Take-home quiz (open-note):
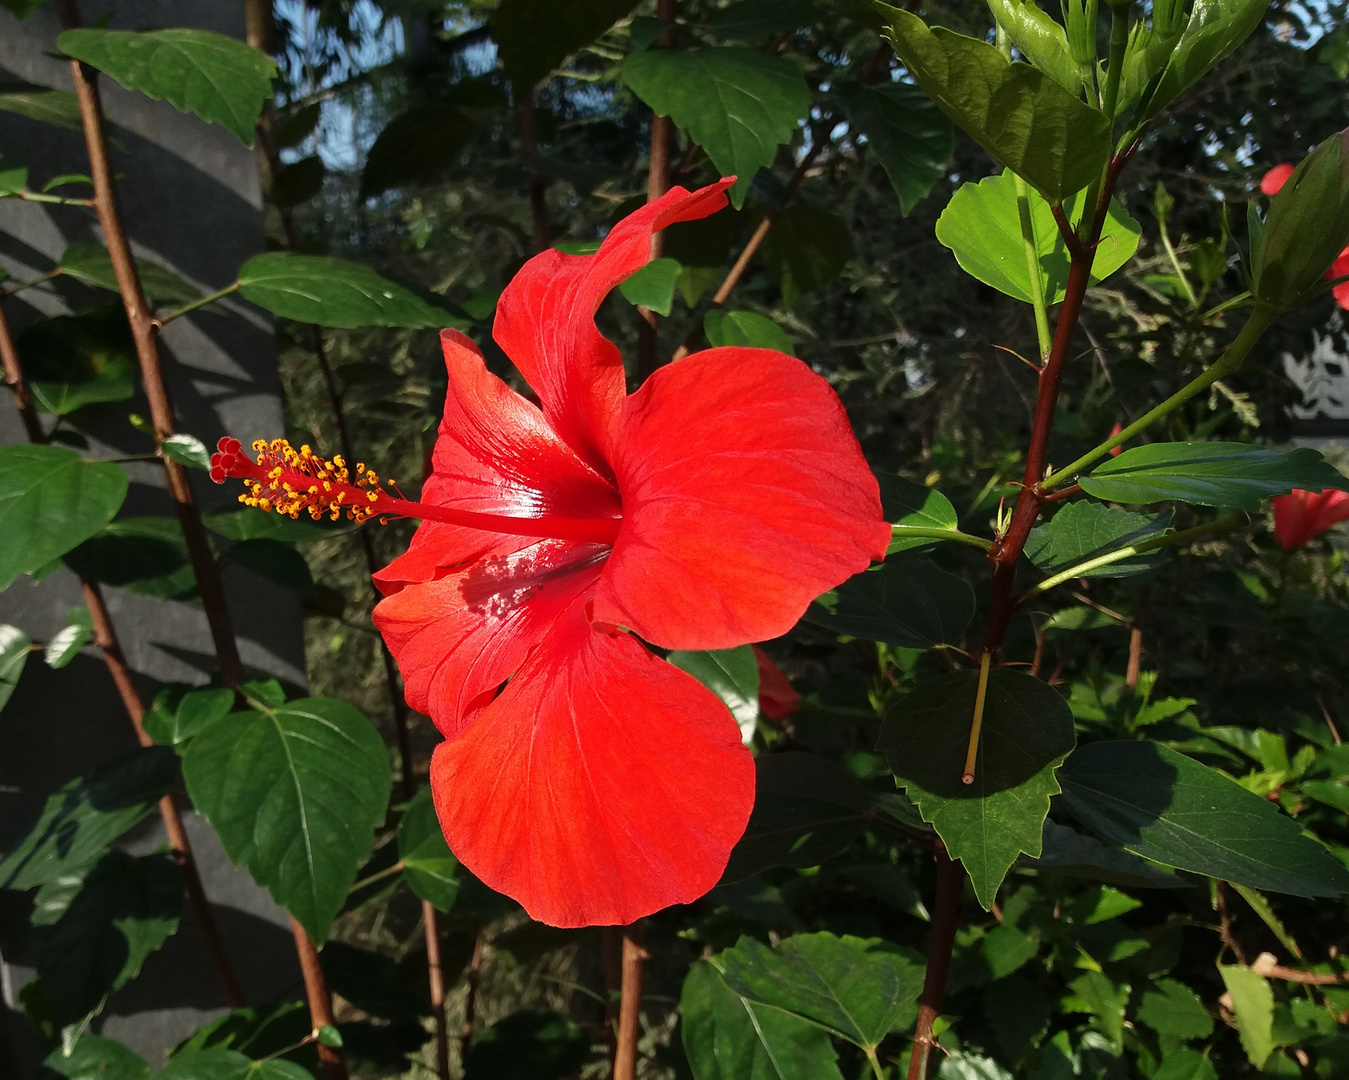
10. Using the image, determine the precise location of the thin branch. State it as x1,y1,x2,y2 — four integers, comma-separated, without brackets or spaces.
460,927,486,1061
1,301,44,442
613,923,648,1080
634,0,676,383
290,915,348,1080
516,93,549,254
907,844,963,1080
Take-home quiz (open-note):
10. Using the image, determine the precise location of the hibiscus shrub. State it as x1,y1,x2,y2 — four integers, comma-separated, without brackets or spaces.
5,1,1349,1079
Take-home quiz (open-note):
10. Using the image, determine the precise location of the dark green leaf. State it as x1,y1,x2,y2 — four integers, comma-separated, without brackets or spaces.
494,0,639,88
397,784,459,911
60,243,203,306
833,81,953,215
237,253,461,329
35,851,180,1024
0,88,82,130
1136,979,1214,1041
274,102,321,148
1152,1050,1218,1080
935,173,1141,304
878,669,1077,907
142,685,236,748
271,156,325,208
718,932,925,1048
1079,443,1348,511
44,606,93,669
622,48,811,209
0,445,127,590
1,624,33,714
1,0,49,20
161,434,211,471
17,306,136,415
462,1009,589,1080
721,753,871,882
56,28,277,145
227,538,315,593
321,941,430,1022
359,106,474,199
1059,740,1349,897
669,646,759,742
182,698,391,942
39,1036,150,1080
1027,820,1182,889
877,475,963,554
760,206,853,304
808,558,975,649
1025,503,1172,580
156,1049,313,1080
876,5,1112,201
707,0,820,42
703,309,794,354
63,517,196,600
617,257,681,315
1219,965,1274,1068
202,507,347,543
681,958,845,1080
170,1001,310,1059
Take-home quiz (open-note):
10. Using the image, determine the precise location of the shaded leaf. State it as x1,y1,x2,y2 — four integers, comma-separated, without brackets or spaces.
60,243,202,307
156,1049,313,1080
808,558,975,649
1028,820,1183,889
760,206,852,304
1,624,33,714
0,88,82,130
359,106,474,200
39,1036,150,1080
227,538,315,593
17,306,136,415
617,257,681,316
833,81,953,215
271,156,325,208
494,0,639,88
704,309,794,355
141,685,236,748
63,517,196,600
707,0,820,42
202,507,347,543
1025,502,1172,580
877,475,964,554
461,1009,589,1080
669,646,759,743
397,784,459,912
274,102,321,148
44,607,93,669
321,941,430,1022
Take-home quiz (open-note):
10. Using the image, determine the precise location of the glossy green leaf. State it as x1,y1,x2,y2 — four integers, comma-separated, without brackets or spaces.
1136,979,1214,1041
876,5,1111,201
227,538,315,594
936,172,1142,304
271,156,325,208
1059,741,1349,897
60,243,203,307
359,106,474,199
1025,503,1172,580
718,932,925,1048
1028,820,1182,889
161,434,210,471
56,28,277,145
397,784,459,912
721,752,871,882
0,624,32,714
182,697,391,942
0,88,82,130
17,306,136,415
703,309,795,355
1080,443,1349,511
238,253,460,329
760,206,852,304
461,1009,589,1080
156,1049,313,1080
40,1036,151,1080
1137,0,1271,123
494,0,639,88
879,669,1077,908
141,685,236,748
681,958,846,1080
1219,965,1274,1068
35,851,181,1024
878,474,965,554
808,558,975,649
669,646,759,742
0,444,128,591
44,606,92,670
622,48,811,208
986,0,1080,93
63,517,196,600
833,81,954,215
617,257,681,315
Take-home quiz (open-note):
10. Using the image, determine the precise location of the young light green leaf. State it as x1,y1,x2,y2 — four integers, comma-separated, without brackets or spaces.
359,105,474,200
161,434,210,471
808,558,975,649
0,444,128,591
622,48,811,209
1025,503,1172,580
0,624,32,714
60,243,203,306
760,206,853,304
1219,965,1275,1068
669,646,759,743
985,0,1080,94
56,28,277,146
397,784,460,912
704,309,795,355
44,606,93,669
182,697,391,943
833,81,954,215
617,257,682,316
0,88,82,130
1136,979,1214,1041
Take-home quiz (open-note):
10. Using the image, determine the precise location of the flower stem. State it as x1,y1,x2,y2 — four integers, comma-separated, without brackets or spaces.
892,525,993,552
613,923,647,1080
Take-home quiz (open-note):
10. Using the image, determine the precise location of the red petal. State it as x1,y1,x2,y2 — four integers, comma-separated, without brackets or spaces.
492,180,734,473
753,645,801,721
1273,488,1349,550
373,540,605,737
375,329,619,593
429,599,754,927
592,347,890,649
1328,246,1349,309
1261,162,1295,196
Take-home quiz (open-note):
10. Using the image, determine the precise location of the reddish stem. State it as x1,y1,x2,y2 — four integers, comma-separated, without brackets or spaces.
613,923,647,1080
290,915,349,1080
906,845,962,1080
0,303,43,442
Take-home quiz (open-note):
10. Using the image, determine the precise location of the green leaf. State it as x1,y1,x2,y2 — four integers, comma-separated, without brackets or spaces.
1028,820,1182,889
44,607,93,669
34,851,181,1025
397,784,459,912
1152,1049,1218,1080
617,257,682,315
40,1036,151,1080
703,309,795,355
622,48,811,209
1219,965,1274,1068
274,102,321,148
0,166,27,196
721,752,871,882
878,669,1077,908
0,444,128,592
316,1025,343,1048
1064,970,1129,1052
681,958,845,1080
237,253,460,329
56,28,277,146
202,507,347,543
1136,979,1214,1041
1,0,49,20
0,88,82,130
1025,503,1172,580
1231,882,1302,958
669,646,759,742
718,932,925,1048
986,0,1081,94
707,0,821,42
760,205,852,304
227,538,315,593
493,0,639,88
935,172,1141,304
1079,442,1348,511
1059,741,1349,897
936,1051,1015,1079
1137,0,1271,123
182,698,391,942
461,1009,589,1080
60,243,203,307
876,5,1112,201
156,1049,313,1080
271,156,325,208
0,624,33,714
833,81,953,215
359,106,474,200
63,517,196,600
18,306,136,415
878,474,965,554
161,434,211,471
0,747,178,890
141,685,236,748
322,942,431,1022
808,558,975,649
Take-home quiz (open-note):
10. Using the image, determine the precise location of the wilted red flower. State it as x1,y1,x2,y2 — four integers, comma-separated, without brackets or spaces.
753,645,801,721
213,180,889,926
1261,161,1349,308
1272,488,1349,550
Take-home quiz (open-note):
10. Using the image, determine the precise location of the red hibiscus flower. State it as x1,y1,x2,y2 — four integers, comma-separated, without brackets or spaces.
1261,162,1349,307
1272,488,1349,550
753,645,802,721
210,179,889,927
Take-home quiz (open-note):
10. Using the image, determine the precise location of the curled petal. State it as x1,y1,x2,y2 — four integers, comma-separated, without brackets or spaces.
593,347,891,649
493,180,734,473
429,599,755,927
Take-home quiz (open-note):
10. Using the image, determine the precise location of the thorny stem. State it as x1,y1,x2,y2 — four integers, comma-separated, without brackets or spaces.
613,923,648,1080
635,0,676,384
907,844,963,1080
